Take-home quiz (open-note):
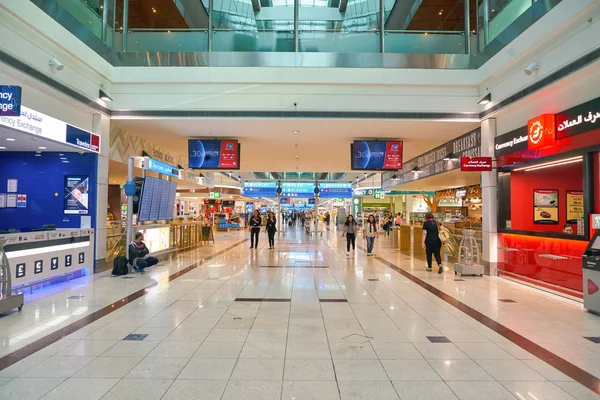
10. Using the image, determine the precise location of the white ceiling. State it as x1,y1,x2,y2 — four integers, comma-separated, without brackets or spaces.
112,119,479,173
389,169,481,191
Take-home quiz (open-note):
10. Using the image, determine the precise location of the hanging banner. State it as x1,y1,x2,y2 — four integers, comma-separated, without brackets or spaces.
533,189,558,225
566,190,584,223
352,197,362,218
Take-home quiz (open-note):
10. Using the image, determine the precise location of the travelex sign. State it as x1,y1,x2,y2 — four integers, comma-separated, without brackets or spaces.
143,157,180,178
0,85,21,116
0,105,100,153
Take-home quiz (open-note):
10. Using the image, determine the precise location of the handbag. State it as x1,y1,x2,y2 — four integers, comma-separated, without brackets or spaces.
437,222,449,244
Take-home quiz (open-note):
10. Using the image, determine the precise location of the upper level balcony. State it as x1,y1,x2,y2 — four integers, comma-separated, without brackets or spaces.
29,0,562,68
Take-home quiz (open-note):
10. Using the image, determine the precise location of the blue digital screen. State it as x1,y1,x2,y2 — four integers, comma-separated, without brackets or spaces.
188,140,240,170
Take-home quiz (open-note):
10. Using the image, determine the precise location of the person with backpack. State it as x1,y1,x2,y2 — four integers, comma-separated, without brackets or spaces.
129,232,158,273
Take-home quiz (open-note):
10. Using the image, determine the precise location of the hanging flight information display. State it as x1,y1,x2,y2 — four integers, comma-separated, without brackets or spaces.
138,177,178,222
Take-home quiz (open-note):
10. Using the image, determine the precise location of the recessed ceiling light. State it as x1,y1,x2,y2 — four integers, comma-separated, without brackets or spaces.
293,130,299,134
295,156,299,159
38,146,47,150
0,146,5,150
6,138,15,141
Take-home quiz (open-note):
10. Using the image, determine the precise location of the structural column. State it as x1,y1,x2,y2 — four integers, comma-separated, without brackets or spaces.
481,118,497,276
93,114,111,271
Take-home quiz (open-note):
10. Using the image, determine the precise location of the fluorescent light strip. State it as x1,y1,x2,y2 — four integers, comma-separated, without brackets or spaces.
523,158,582,172
6,241,90,258
513,156,582,172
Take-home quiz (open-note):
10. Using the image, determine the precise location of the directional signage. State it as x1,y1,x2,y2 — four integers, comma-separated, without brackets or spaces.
143,157,180,178
319,183,352,199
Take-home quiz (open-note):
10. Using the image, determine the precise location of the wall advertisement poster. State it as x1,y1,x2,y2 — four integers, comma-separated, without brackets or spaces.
64,175,90,215
533,189,558,225
566,190,584,223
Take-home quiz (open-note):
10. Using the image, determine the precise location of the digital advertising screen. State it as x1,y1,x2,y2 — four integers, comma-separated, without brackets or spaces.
351,140,403,170
64,175,90,215
189,140,240,170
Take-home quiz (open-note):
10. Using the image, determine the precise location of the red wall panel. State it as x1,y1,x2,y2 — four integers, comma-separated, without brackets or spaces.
498,233,586,296
510,162,583,232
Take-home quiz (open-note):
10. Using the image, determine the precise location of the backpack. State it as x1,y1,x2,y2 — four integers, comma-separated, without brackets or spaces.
112,256,129,276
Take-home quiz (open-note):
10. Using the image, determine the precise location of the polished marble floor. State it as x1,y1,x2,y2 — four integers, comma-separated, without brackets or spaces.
0,225,599,399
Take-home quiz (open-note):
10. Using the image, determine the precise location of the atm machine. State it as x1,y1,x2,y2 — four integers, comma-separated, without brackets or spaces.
583,232,600,314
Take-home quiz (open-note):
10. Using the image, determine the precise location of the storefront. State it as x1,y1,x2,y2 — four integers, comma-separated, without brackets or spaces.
0,87,99,290
495,96,600,298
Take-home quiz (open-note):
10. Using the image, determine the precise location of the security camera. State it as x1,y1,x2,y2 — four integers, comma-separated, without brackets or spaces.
524,61,539,76
49,58,64,71
293,102,297,107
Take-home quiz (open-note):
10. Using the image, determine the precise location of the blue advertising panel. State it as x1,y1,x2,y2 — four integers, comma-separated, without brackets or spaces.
0,85,22,116
352,140,403,170
319,183,353,198
189,140,240,170
64,175,90,215
243,182,277,198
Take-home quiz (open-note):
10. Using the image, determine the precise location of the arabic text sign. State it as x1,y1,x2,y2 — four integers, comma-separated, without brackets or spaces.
0,85,21,116
144,157,180,178
0,105,100,153
460,156,493,172
556,96,600,139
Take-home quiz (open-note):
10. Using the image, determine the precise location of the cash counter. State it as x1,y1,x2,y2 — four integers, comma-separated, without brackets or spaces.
0,229,94,290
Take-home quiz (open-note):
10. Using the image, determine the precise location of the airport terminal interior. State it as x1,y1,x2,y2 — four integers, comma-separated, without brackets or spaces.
1,0,600,398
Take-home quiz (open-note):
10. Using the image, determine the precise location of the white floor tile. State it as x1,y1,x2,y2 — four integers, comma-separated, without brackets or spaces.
500,381,576,399
283,380,340,400
101,341,159,357
284,359,335,380
447,381,518,400
329,342,378,359
125,357,188,379
230,358,285,380
428,359,494,381
0,377,64,400
371,342,423,360
20,356,95,378
222,380,282,400
476,359,547,381
101,378,173,400
333,360,388,381
178,358,236,379
381,359,441,381
73,356,142,379
392,381,459,400
240,341,286,359
40,377,118,400
193,341,244,358
161,379,227,400
146,340,201,358
57,340,118,357
338,380,400,400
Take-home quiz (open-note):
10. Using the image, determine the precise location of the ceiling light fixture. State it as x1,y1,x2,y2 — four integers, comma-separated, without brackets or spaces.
443,152,458,161
513,156,582,172
293,130,299,134
38,146,47,150
99,89,113,102
478,93,492,105
0,146,5,150
295,156,299,159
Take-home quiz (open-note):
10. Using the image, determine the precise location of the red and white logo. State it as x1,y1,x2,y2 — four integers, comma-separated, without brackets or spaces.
527,114,556,150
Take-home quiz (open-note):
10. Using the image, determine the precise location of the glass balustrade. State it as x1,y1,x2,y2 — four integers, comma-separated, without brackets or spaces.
29,0,562,68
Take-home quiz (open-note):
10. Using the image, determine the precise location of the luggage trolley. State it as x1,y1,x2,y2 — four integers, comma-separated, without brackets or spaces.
0,239,24,313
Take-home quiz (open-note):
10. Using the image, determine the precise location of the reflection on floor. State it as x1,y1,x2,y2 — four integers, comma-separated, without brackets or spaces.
0,226,599,399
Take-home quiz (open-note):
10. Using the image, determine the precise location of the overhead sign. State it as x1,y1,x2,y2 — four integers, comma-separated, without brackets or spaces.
143,157,180,178
281,182,315,198
352,196,362,218
319,183,352,199
460,156,493,171
243,182,277,197
382,128,481,189
527,114,557,150
556,97,600,139
0,105,100,153
494,127,528,157
0,85,22,116
209,191,221,199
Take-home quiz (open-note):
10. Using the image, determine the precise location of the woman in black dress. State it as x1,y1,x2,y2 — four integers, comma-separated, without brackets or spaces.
421,212,443,274
266,212,277,250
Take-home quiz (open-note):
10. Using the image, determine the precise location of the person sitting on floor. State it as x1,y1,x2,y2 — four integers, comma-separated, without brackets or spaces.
128,232,158,273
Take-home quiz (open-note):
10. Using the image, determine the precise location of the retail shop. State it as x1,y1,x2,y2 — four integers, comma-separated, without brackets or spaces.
495,96,600,298
0,85,98,291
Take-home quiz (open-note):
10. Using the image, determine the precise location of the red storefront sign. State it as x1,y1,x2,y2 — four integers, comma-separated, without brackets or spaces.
460,156,493,171
527,114,557,150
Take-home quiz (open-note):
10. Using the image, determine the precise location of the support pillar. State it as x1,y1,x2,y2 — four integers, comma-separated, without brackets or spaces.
122,0,129,51
481,118,497,276
93,114,110,271
379,0,385,53
293,0,299,52
464,0,471,54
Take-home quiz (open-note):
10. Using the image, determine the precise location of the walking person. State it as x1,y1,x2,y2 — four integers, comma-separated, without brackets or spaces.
421,212,443,274
342,215,358,258
364,214,378,256
266,212,277,250
249,210,262,249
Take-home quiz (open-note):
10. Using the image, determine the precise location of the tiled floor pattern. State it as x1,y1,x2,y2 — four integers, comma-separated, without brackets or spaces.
0,227,599,399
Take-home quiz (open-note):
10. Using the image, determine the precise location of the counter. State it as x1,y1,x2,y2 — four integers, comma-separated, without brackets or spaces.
399,224,425,255
0,229,95,289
